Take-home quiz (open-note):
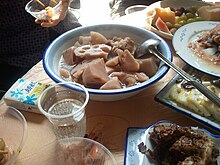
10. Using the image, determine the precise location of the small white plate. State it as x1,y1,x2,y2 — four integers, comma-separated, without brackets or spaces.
173,21,220,77
148,0,213,39
124,120,220,165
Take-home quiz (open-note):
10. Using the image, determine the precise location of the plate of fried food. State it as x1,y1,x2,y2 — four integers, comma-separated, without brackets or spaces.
173,21,220,77
148,0,218,39
124,120,220,165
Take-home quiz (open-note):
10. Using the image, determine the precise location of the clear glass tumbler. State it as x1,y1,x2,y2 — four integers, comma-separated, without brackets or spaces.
38,82,89,139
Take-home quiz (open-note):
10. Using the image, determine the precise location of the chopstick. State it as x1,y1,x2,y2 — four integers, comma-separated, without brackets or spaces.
36,0,45,7
51,0,58,4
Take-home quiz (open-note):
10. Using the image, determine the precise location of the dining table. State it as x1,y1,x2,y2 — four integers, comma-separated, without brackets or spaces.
1,35,218,164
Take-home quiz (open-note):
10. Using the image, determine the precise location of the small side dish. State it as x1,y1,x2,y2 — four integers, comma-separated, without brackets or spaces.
138,122,219,165
59,31,160,90
155,66,220,131
168,69,220,123
148,0,217,39
172,21,220,77
25,0,61,20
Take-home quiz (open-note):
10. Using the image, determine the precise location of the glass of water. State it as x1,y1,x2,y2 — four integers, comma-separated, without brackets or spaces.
38,82,89,139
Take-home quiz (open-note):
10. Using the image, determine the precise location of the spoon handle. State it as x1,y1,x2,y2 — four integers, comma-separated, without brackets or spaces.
150,46,220,108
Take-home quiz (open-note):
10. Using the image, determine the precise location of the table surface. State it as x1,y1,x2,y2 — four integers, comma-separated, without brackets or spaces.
2,36,219,164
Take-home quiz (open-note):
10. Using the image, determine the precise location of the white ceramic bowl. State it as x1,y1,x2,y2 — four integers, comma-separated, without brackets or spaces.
43,24,172,101
0,105,27,165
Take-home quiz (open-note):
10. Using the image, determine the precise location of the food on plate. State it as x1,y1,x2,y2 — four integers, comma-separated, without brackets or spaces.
152,6,204,35
188,23,220,65
168,69,220,123
138,123,219,165
59,31,160,89
0,138,9,165
198,6,220,21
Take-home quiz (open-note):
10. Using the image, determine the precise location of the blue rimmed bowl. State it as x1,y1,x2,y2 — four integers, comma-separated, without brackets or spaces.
43,24,172,101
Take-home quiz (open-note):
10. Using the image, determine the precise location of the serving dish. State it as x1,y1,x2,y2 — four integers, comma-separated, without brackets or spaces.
173,21,220,77
155,65,220,132
148,0,213,39
124,120,220,165
43,24,172,101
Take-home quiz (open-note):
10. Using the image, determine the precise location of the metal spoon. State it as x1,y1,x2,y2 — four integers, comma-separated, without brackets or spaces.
135,38,220,107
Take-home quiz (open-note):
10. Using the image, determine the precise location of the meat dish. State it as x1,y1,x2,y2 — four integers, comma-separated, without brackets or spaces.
188,23,220,65
59,31,160,89
138,123,219,165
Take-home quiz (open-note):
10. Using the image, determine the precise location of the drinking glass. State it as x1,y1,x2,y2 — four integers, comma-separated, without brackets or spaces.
38,82,89,139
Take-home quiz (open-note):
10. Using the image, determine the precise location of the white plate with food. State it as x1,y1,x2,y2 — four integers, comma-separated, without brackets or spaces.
148,0,214,39
124,120,220,165
173,21,220,77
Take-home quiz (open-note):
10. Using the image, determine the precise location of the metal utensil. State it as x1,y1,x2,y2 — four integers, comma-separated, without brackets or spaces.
135,38,220,107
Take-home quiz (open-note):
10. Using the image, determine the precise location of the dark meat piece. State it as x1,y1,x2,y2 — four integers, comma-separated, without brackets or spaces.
210,24,220,44
210,24,220,52
197,24,220,53
107,36,136,54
